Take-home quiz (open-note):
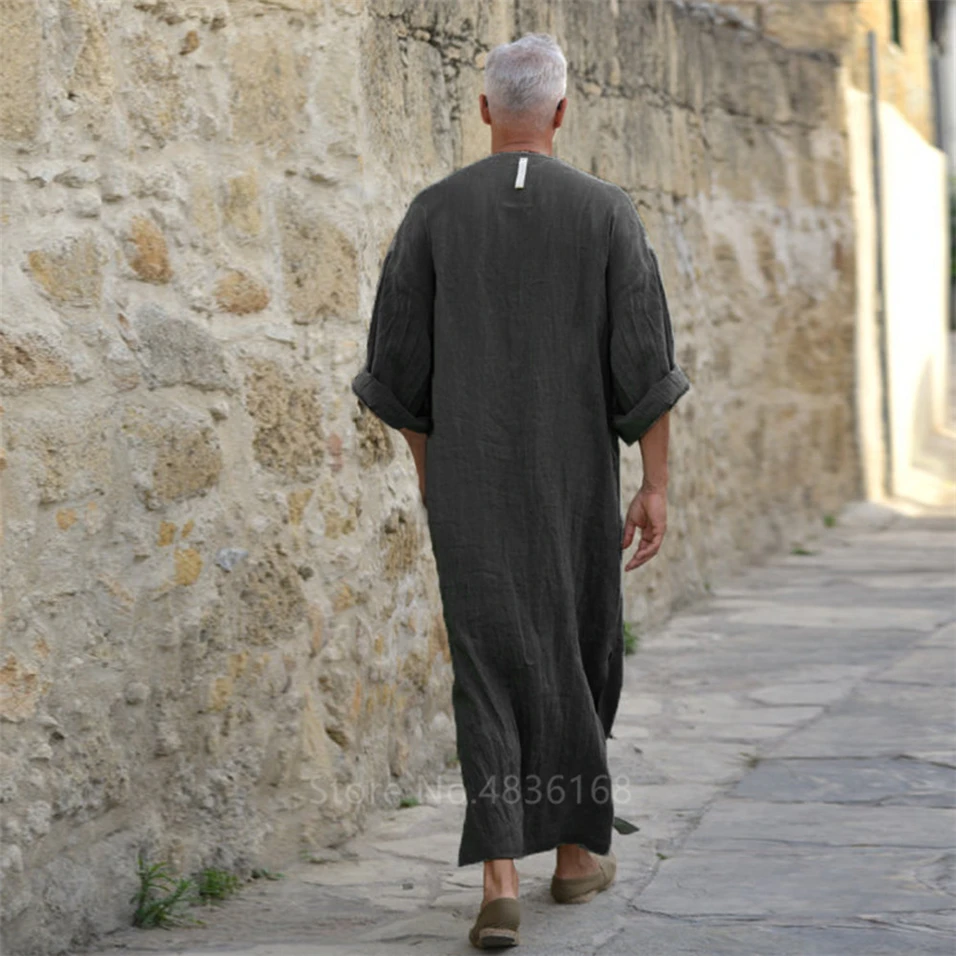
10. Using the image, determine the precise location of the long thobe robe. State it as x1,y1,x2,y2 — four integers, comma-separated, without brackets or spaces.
351,150,691,867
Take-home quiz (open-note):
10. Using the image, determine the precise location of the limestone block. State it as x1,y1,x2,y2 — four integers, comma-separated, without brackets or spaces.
242,356,325,479
223,170,263,237
359,19,454,187
0,655,48,723
381,508,422,580
781,303,855,396
122,215,172,284
104,338,142,392
276,191,358,324
173,547,203,585
0,0,42,143
122,31,197,146
214,270,270,314
316,479,359,539
455,64,488,168
585,1,657,95
127,303,234,390
186,162,221,243
786,54,840,130
757,0,856,54
669,6,707,111
121,403,223,508
228,24,308,157
231,0,324,15
5,408,112,505
353,402,394,468
229,547,309,646
0,330,74,394
25,233,105,308
59,0,117,134
735,41,792,125
428,612,451,665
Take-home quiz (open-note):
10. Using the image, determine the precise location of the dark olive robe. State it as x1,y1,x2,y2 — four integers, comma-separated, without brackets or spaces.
352,150,690,866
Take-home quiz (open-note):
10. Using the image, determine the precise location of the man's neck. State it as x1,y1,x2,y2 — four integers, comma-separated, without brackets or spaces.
490,135,554,156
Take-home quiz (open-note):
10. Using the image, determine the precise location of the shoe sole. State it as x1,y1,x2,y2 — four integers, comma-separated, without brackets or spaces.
475,927,519,948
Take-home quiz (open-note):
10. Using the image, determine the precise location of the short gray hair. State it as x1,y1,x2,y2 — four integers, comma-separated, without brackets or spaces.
483,33,567,130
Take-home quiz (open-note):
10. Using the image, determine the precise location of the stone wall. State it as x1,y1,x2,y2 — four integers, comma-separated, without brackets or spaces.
0,1,860,951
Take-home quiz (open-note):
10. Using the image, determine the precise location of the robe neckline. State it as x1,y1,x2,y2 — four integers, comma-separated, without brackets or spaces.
483,149,558,160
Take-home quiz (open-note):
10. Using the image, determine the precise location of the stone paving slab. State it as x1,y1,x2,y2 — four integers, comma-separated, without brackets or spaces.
872,646,956,685
598,913,956,956
634,845,953,916
726,604,946,631
703,800,955,852
732,756,956,807
766,680,955,761
80,502,956,956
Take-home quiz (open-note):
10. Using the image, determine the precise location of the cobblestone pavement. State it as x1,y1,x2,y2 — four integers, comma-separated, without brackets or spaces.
83,501,955,956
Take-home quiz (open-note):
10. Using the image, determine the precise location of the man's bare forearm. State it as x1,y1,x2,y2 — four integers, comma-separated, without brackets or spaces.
400,428,427,468
400,428,428,501
638,412,669,491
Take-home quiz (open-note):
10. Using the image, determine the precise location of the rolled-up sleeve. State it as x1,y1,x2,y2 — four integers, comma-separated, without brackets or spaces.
606,191,691,446
351,198,434,434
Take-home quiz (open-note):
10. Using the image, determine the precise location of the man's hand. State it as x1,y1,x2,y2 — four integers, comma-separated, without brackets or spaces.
624,411,670,571
621,484,667,571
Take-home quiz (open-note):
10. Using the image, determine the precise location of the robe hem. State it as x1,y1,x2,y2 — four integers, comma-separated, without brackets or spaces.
351,368,432,434
612,366,691,446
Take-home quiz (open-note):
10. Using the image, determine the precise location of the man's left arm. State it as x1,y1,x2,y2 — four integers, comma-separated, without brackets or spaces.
351,197,434,505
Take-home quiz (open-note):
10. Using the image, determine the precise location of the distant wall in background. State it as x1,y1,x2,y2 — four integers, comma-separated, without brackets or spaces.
846,88,952,505
848,0,935,140
713,0,936,140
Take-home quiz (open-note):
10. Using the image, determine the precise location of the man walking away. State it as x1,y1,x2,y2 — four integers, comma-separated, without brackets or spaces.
351,32,691,949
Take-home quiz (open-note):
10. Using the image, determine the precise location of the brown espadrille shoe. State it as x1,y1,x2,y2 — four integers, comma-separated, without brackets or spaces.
550,851,616,904
468,896,521,949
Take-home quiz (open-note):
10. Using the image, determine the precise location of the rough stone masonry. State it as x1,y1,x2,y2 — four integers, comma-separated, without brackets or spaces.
0,1,860,952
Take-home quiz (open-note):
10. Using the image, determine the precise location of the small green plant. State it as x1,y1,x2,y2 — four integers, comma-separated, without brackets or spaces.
250,867,283,880
742,752,761,768
790,546,816,556
398,795,420,808
703,580,712,593
623,621,639,656
823,513,837,528
131,853,201,928
196,867,241,902
656,851,669,860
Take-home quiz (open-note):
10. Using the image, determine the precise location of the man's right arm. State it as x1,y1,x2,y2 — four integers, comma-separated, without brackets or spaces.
621,411,669,572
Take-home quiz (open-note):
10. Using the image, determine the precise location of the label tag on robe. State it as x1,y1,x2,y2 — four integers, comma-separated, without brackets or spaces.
514,156,528,189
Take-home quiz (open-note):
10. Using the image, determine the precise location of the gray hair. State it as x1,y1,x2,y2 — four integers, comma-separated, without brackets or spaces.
483,33,567,130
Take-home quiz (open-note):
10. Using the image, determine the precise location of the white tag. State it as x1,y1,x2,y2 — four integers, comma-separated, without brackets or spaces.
514,156,528,189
